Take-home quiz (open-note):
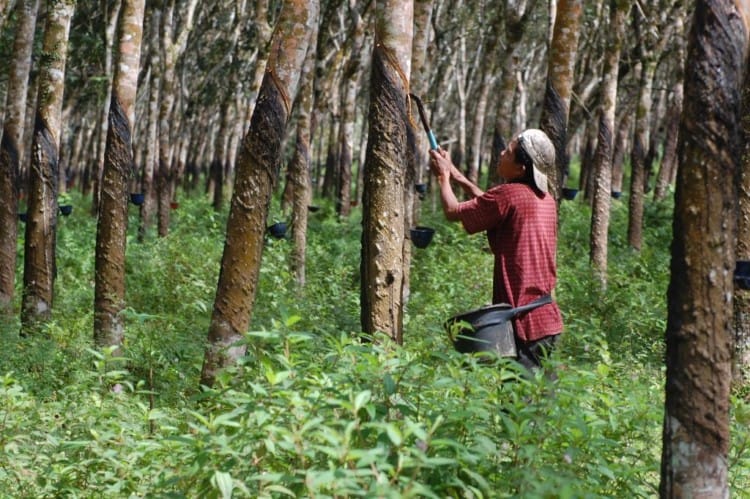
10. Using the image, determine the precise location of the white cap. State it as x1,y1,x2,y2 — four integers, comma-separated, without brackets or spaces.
517,129,555,194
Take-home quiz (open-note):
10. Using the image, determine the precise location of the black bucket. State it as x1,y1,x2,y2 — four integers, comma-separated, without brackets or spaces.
735,260,750,289
561,187,578,201
410,226,435,249
130,193,145,205
445,303,518,357
268,222,287,239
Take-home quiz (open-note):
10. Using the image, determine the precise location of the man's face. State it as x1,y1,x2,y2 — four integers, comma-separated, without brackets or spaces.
498,139,525,181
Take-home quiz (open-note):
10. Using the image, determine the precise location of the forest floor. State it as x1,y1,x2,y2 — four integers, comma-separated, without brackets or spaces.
1,189,749,497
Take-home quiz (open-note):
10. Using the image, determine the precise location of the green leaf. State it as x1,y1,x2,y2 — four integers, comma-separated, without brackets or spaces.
212,470,233,499
383,373,396,395
285,315,302,327
385,423,402,446
264,484,296,496
353,390,372,412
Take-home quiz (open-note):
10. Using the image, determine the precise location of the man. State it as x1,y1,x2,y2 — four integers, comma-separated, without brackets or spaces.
429,129,563,370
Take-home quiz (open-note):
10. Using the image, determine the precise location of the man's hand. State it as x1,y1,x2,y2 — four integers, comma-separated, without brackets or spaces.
429,148,453,180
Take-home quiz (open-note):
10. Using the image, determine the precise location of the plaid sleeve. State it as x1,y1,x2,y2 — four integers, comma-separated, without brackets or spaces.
456,187,507,234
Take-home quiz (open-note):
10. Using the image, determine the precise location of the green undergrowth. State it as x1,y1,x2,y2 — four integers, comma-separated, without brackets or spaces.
1,189,749,497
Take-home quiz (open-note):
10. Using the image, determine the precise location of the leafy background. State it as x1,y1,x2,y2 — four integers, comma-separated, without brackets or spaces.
1,188,749,498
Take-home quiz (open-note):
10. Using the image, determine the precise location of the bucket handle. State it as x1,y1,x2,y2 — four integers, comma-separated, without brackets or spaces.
472,295,552,329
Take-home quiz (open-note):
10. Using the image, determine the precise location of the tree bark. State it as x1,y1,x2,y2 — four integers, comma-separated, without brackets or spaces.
628,58,656,251
200,0,318,387
289,26,318,288
408,0,433,188
654,35,685,202
360,0,413,343
467,67,492,186
402,0,434,308
628,0,680,250
737,65,750,386
0,0,12,28
660,1,750,496
539,0,583,202
138,9,162,243
91,0,122,217
0,0,39,313
156,0,199,237
487,0,534,188
589,0,628,289
246,0,273,117
611,106,632,196
211,94,233,212
94,0,145,353
335,0,366,219
21,0,75,330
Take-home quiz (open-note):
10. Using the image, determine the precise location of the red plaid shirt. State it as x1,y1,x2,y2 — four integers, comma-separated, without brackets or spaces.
455,183,563,342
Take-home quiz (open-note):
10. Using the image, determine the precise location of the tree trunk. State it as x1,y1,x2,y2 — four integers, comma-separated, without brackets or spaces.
321,103,340,199
246,0,273,116
611,107,631,196
360,0,413,344
91,0,122,217
80,118,97,196
660,1,750,496
211,94,233,212
736,65,750,386
589,0,628,289
409,0,433,187
488,1,533,188
0,0,39,313
335,0,366,219
289,28,318,288
654,38,685,202
467,68,492,186
21,0,74,330
539,0,583,202
139,15,161,243
94,0,145,353
0,0,12,28
453,37,467,175
628,58,656,251
157,0,199,237
200,0,318,387
579,121,598,201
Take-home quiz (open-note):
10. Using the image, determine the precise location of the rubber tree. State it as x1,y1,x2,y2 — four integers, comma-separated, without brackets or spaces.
21,0,75,330
156,0,199,237
652,12,688,203
487,0,536,188
653,47,684,202
288,20,319,288
138,9,161,242
660,2,750,495
589,0,629,289
627,0,683,251
737,66,750,386
402,0,434,307
408,0,433,189
539,0,582,203
205,0,248,212
200,0,319,387
89,0,121,216
360,0,413,343
0,0,39,313
335,0,367,219
0,0,12,27
94,0,145,353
